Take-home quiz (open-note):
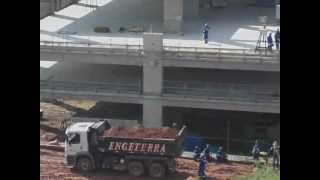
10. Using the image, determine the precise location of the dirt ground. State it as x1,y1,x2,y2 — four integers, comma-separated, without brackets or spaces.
40,101,254,179
40,147,254,180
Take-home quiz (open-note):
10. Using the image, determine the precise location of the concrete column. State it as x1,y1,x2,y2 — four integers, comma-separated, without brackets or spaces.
56,0,61,10
163,0,183,33
50,0,56,13
143,98,163,127
142,33,163,127
143,33,163,95
191,0,199,17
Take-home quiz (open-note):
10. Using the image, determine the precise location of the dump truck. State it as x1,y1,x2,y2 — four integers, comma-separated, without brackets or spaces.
65,120,187,178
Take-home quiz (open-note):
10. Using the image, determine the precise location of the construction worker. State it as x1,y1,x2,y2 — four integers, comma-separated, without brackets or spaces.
274,29,280,50
270,139,280,169
193,146,202,160
172,122,178,130
216,146,227,162
252,140,260,161
198,157,207,180
203,144,211,161
202,23,210,44
267,33,274,53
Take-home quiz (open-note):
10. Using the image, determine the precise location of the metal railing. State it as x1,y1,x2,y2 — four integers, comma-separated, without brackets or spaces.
163,80,279,103
40,40,279,63
40,40,144,56
40,80,142,94
163,45,280,63
40,80,279,104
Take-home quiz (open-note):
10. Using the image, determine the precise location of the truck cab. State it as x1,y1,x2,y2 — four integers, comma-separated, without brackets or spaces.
65,122,94,169
65,120,111,171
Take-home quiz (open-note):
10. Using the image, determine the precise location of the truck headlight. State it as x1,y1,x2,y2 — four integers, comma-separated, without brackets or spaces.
120,158,125,164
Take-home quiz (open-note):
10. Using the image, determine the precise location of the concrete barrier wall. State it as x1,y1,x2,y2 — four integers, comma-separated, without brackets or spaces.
40,0,79,19
40,2,52,19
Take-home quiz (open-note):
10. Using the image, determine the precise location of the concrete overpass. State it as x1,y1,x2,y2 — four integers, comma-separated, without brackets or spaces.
40,33,280,126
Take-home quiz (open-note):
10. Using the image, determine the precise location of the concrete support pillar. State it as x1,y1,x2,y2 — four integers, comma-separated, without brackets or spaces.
163,0,183,33
143,98,163,127
142,33,163,127
191,0,199,17
50,0,56,13
56,0,61,10
143,33,163,95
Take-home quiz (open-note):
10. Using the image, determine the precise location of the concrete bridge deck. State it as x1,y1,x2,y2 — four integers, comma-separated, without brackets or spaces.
40,80,279,113
40,41,280,71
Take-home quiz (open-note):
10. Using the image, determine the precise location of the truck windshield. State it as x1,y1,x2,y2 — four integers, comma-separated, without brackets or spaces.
68,133,80,144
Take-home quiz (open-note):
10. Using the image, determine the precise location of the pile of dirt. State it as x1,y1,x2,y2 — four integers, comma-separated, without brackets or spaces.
176,158,254,180
40,102,72,125
104,126,178,139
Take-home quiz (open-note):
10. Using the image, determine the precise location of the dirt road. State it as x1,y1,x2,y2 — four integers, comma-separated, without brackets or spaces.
40,148,253,180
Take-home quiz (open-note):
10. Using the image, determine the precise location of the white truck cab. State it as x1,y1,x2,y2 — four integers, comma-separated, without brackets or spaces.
65,122,94,168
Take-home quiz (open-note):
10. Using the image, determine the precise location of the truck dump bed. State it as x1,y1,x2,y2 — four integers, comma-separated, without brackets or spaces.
97,124,187,157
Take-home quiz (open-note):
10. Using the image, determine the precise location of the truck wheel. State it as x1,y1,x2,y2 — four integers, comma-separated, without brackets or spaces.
128,161,145,176
77,157,93,172
149,162,165,178
167,160,176,174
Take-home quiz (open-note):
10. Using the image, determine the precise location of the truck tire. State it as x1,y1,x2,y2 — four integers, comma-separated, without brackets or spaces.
149,162,165,178
167,160,176,174
76,157,93,172
128,161,144,176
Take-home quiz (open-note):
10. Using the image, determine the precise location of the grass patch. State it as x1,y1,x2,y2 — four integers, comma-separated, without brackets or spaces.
235,164,280,180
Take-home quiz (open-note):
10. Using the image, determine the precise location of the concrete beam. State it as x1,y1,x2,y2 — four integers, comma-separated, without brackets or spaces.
40,89,143,104
162,58,280,72
40,51,143,65
40,45,279,72
163,0,183,33
162,96,280,114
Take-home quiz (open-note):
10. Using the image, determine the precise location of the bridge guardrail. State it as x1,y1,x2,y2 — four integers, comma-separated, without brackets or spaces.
40,80,142,94
40,40,279,64
163,45,280,63
40,80,279,104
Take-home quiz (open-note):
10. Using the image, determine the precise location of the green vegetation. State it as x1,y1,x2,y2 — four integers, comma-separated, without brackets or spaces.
235,164,280,180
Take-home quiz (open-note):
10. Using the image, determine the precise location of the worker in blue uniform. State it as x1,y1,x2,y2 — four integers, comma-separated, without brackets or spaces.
202,23,210,44
198,157,207,179
203,144,211,161
216,146,227,162
193,146,202,160
252,140,260,161
267,33,274,53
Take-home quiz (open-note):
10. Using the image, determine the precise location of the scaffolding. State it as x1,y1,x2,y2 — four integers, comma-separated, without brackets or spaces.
255,16,269,54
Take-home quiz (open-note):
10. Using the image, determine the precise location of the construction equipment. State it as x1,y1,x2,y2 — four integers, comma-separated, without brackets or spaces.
65,119,187,178
255,16,269,54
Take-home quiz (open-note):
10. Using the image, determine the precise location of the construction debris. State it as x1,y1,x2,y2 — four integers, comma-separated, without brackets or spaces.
94,26,111,33
119,27,126,33
128,25,145,33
